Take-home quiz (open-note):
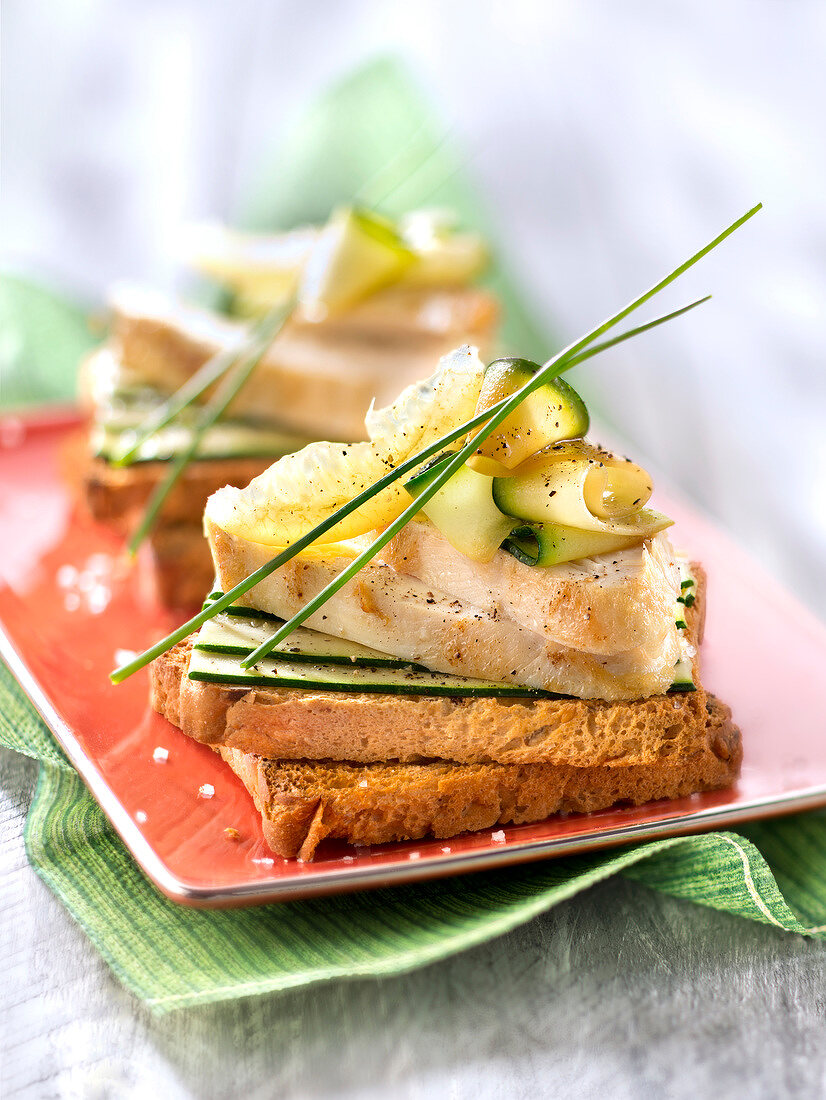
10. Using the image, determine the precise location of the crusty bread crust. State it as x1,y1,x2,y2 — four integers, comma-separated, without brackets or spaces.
62,432,226,608
73,445,275,609
219,696,740,860
82,450,274,531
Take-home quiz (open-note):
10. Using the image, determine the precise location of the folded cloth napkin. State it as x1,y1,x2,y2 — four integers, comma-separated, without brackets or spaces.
3,57,826,1015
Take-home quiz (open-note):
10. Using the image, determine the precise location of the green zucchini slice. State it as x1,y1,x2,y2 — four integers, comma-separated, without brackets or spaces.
404,452,516,563
501,522,657,567
194,612,427,669
469,357,589,475
93,419,310,464
187,648,553,697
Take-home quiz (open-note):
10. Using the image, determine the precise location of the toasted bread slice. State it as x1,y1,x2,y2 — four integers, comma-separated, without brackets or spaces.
150,567,705,765
207,521,685,701
293,284,498,342
140,525,216,610
218,699,741,859
149,567,740,861
110,285,497,441
83,451,274,531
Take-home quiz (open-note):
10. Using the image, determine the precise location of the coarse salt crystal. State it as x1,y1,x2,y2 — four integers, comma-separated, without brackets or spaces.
491,830,507,844
135,810,147,824
152,746,169,763
440,847,452,854
408,851,421,860
78,571,96,593
56,565,77,588
198,784,215,799
88,586,110,615
358,780,369,788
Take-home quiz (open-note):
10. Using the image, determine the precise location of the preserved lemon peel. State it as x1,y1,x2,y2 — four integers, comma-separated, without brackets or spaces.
206,345,485,546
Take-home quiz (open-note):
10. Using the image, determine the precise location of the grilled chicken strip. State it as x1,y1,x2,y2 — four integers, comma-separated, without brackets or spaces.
382,520,681,656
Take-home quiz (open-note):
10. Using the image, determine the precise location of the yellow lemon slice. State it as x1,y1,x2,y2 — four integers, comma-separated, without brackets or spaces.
178,221,315,311
398,211,488,287
298,207,415,321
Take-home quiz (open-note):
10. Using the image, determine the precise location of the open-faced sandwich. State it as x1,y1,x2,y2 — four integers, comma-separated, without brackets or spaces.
116,206,758,860
77,209,496,606
148,344,740,859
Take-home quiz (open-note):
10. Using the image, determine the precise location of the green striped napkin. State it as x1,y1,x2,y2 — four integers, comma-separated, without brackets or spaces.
3,57,825,1015
5,661,826,1015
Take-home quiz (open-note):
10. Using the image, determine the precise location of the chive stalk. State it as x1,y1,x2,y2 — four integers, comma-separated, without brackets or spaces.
109,294,710,683
239,206,760,665
110,200,760,683
112,302,294,468
125,300,294,555
111,345,242,468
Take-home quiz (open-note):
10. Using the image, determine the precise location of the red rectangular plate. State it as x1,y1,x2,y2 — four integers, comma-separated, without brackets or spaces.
2,408,826,908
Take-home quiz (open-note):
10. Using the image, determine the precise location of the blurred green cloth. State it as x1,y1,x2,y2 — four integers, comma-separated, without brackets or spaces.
2,57,824,1015
0,272,98,408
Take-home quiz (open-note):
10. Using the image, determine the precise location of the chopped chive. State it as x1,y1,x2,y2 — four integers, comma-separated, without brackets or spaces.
125,299,294,555
683,592,695,608
681,578,695,590
675,619,688,630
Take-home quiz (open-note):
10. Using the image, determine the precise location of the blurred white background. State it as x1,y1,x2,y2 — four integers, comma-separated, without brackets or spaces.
2,0,825,607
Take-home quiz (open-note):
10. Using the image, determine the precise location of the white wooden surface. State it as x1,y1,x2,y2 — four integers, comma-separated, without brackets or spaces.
4,3,826,1095
4,743,826,1100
